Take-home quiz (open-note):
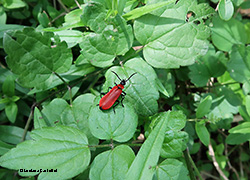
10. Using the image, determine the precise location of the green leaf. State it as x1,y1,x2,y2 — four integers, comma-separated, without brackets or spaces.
245,22,250,44
42,95,98,146
217,71,244,99
159,111,188,158
78,10,133,67
102,57,159,116
207,87,241,121
3,0,27,9
54,30,83,48
89,98,137,142
195,121,210,146
229,122,250,134
125,112,170,180
62,8,84,29
5,102,18,123
226,133,250,145
72,94,99,146
227,45,250,94
37,11,50,27
33,107,47,129
188,45,227,87
154,159,190,180
196,95,212,118
3,28,72,89
134,0,213,69
218,0,234,21
0,140,15,156
167,111,187,131
0,126,90,180
239,105,250,122
161,131,188,158
117,0,126,15
0,24,25,48
42,98,74,126
123,0,176,20
246,95,250,116
232,0,245,6
155,78,169,98
240,1,250,9
89,145,135,180
81,2,107,33
0,98,8,105
155,69,175,97
27,64,95,94
0,125,30,144
2,75,15,97
211,17,247,51
0,7,6,25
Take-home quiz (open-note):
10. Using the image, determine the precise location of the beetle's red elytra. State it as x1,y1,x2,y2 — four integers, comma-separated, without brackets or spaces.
98,71,137,113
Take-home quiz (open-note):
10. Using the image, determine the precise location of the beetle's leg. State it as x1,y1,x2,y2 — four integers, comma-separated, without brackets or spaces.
114,82,119,87
100,93,105,98
120,91,126,107
112,100,120,114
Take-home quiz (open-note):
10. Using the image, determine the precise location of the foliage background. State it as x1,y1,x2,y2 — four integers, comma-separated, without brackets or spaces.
0,0,250,179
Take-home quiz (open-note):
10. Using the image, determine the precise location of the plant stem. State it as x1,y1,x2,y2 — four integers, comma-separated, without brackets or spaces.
54,72,73,105
68,85,73,105
74,0,81,9
208,143,229,180
21,104,35,141
88,143,142,148
88,144,112,148
57,0,69,12
184,149,203,180
125,143,142,147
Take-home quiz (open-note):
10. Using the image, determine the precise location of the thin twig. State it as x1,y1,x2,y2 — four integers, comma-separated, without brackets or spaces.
208,143,229,180
88,144,113,148
200,171,221,180
57,0,69,12
48,6,78,26
225,143,240,180
21,104,36,141
74,0,82,9
54,72,73,105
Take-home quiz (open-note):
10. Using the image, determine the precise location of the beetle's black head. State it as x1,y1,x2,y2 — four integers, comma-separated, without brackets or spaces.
111,71,137,86
120,80,126,85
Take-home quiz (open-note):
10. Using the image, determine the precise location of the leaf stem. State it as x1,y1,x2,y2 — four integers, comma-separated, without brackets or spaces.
57,0,70,12
88,143,142,148
48,6,78,26
68,85,73,105
74,0,82,9
125,143,142,147
184,149,203,180
188,81,240,89
21,104,35,141
54,72,73,105
88,144,113,148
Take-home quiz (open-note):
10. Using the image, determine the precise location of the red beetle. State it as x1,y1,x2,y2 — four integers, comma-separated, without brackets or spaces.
98,71,137,113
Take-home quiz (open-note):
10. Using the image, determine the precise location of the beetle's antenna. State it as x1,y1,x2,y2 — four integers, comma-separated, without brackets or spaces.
126,72,137,82
111,71,122,81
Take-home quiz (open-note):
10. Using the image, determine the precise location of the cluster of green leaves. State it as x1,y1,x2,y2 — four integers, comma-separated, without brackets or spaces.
0,0,250,179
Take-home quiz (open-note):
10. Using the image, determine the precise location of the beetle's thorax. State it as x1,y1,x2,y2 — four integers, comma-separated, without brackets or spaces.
117,84,124,89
